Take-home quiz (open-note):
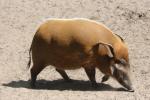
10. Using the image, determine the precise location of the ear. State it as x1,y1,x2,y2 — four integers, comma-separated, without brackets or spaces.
92,43,115,58
104,44,115,58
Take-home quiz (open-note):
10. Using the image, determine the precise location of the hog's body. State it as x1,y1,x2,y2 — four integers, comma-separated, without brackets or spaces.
28,18,134,91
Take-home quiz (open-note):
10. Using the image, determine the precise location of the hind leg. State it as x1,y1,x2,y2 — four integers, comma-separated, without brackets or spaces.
56,68,72,82
30,63,45,88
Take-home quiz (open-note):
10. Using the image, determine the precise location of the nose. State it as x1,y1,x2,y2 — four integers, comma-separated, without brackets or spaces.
124,82,134,92
128,88,134,92
118,77,134,92
125,83,134,92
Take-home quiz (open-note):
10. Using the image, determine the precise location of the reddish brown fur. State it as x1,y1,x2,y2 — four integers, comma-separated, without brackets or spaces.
28,18,131,90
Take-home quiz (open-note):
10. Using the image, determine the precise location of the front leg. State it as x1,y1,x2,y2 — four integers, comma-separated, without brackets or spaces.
84,67,98,88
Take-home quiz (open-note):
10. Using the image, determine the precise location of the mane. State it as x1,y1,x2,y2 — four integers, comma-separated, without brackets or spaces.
114,34,124,42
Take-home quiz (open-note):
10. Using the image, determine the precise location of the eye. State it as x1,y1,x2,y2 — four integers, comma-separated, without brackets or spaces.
116,59,127,66
115,60,121,64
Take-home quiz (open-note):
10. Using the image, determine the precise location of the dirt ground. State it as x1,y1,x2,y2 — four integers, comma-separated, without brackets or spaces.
0,0,150,100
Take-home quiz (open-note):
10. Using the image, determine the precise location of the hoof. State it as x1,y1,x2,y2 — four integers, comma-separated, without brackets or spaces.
30,84,36,89
91,83,98,89
64,79,73,83
30,80,36,89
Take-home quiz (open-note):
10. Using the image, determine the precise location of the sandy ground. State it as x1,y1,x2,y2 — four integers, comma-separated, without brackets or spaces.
0,0,150,100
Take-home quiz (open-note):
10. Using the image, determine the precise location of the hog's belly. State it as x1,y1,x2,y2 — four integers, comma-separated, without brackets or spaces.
47,51,91,69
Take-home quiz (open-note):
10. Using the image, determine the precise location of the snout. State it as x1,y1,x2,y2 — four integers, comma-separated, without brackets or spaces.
112,66,134,92
118,77,134,92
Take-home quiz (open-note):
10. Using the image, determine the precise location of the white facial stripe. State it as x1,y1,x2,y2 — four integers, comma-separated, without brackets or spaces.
115,64,128,73
110,66,115,75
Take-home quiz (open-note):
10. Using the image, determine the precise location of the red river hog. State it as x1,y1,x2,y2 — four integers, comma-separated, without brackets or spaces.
27,18,134,92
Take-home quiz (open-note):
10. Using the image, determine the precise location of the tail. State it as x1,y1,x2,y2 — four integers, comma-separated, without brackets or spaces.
27,30,39,69
27,44,32,69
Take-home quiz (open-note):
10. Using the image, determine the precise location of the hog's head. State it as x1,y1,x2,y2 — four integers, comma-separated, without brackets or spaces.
92,42,134,92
